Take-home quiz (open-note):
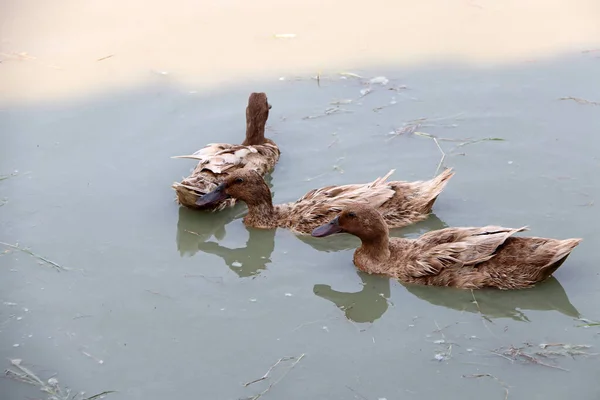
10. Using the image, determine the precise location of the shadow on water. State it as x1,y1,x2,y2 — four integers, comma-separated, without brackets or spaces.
314,272,580,324
314,271,391,323
298,212,449,252
403,277,580,321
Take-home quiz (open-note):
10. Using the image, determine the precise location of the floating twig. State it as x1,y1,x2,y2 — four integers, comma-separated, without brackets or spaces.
243,356,296,387
450,137,505,152
96,55,114,62
302,106,352,120
0,242,66,271
559,96,599,106
244,354,305,400
5,359,116,400
492,344,571,371
576,318,600,327
84,391,118,400
411,132,448,176
338,72,363,79
0,170,25,181
433,320,453,361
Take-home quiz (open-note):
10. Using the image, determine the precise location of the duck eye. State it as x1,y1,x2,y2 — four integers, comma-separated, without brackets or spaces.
347,212,356,218
235,177,244,184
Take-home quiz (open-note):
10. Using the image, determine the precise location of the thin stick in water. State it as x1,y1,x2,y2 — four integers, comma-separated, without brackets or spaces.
243,356,296,387
0,242,66,271
246,354,305,400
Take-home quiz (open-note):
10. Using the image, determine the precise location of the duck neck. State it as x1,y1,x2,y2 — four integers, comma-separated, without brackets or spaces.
242,111,267,146
242,185,278,228
358,232,391,261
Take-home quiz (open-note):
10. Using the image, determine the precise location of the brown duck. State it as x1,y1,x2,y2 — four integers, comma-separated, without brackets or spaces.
311,204,581,290
196,167,454,235
171,92,280,211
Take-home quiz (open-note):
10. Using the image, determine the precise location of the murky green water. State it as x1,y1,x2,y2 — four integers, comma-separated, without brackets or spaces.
2,2,600,399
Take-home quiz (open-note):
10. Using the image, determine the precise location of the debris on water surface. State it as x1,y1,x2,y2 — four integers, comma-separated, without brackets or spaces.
338,71,363,79
359,88,372,97
559,96,599,106
0,242,66,271
249,298,257,302
242,353,305,400
0,170,21,181
284,293,293,297
369,76,389,85
576,318,600,327
5,359,117,400
232,261,243,267
81,349,104,365
302,106,352,120
330,99,353,105
536,343,595,357
491,342,596,371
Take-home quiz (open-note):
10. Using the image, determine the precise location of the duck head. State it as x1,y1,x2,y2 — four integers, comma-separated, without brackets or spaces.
311,204,389,240
195,169,271,207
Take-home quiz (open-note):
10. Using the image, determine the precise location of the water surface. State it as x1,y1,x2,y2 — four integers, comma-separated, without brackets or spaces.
2,1,600,399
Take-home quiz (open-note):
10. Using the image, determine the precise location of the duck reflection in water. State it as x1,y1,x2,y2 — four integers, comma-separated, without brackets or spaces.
176,205,245,255
403,276,580,322
314,271,392,324
196,227,275,278
176,204,275,277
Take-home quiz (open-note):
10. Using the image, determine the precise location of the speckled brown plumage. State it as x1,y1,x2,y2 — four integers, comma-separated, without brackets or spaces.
195,167,454,234
171,92,280,211
312,204,582,290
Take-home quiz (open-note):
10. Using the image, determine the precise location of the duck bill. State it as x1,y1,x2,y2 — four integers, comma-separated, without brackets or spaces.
311,217,343,237
195,184,228,207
